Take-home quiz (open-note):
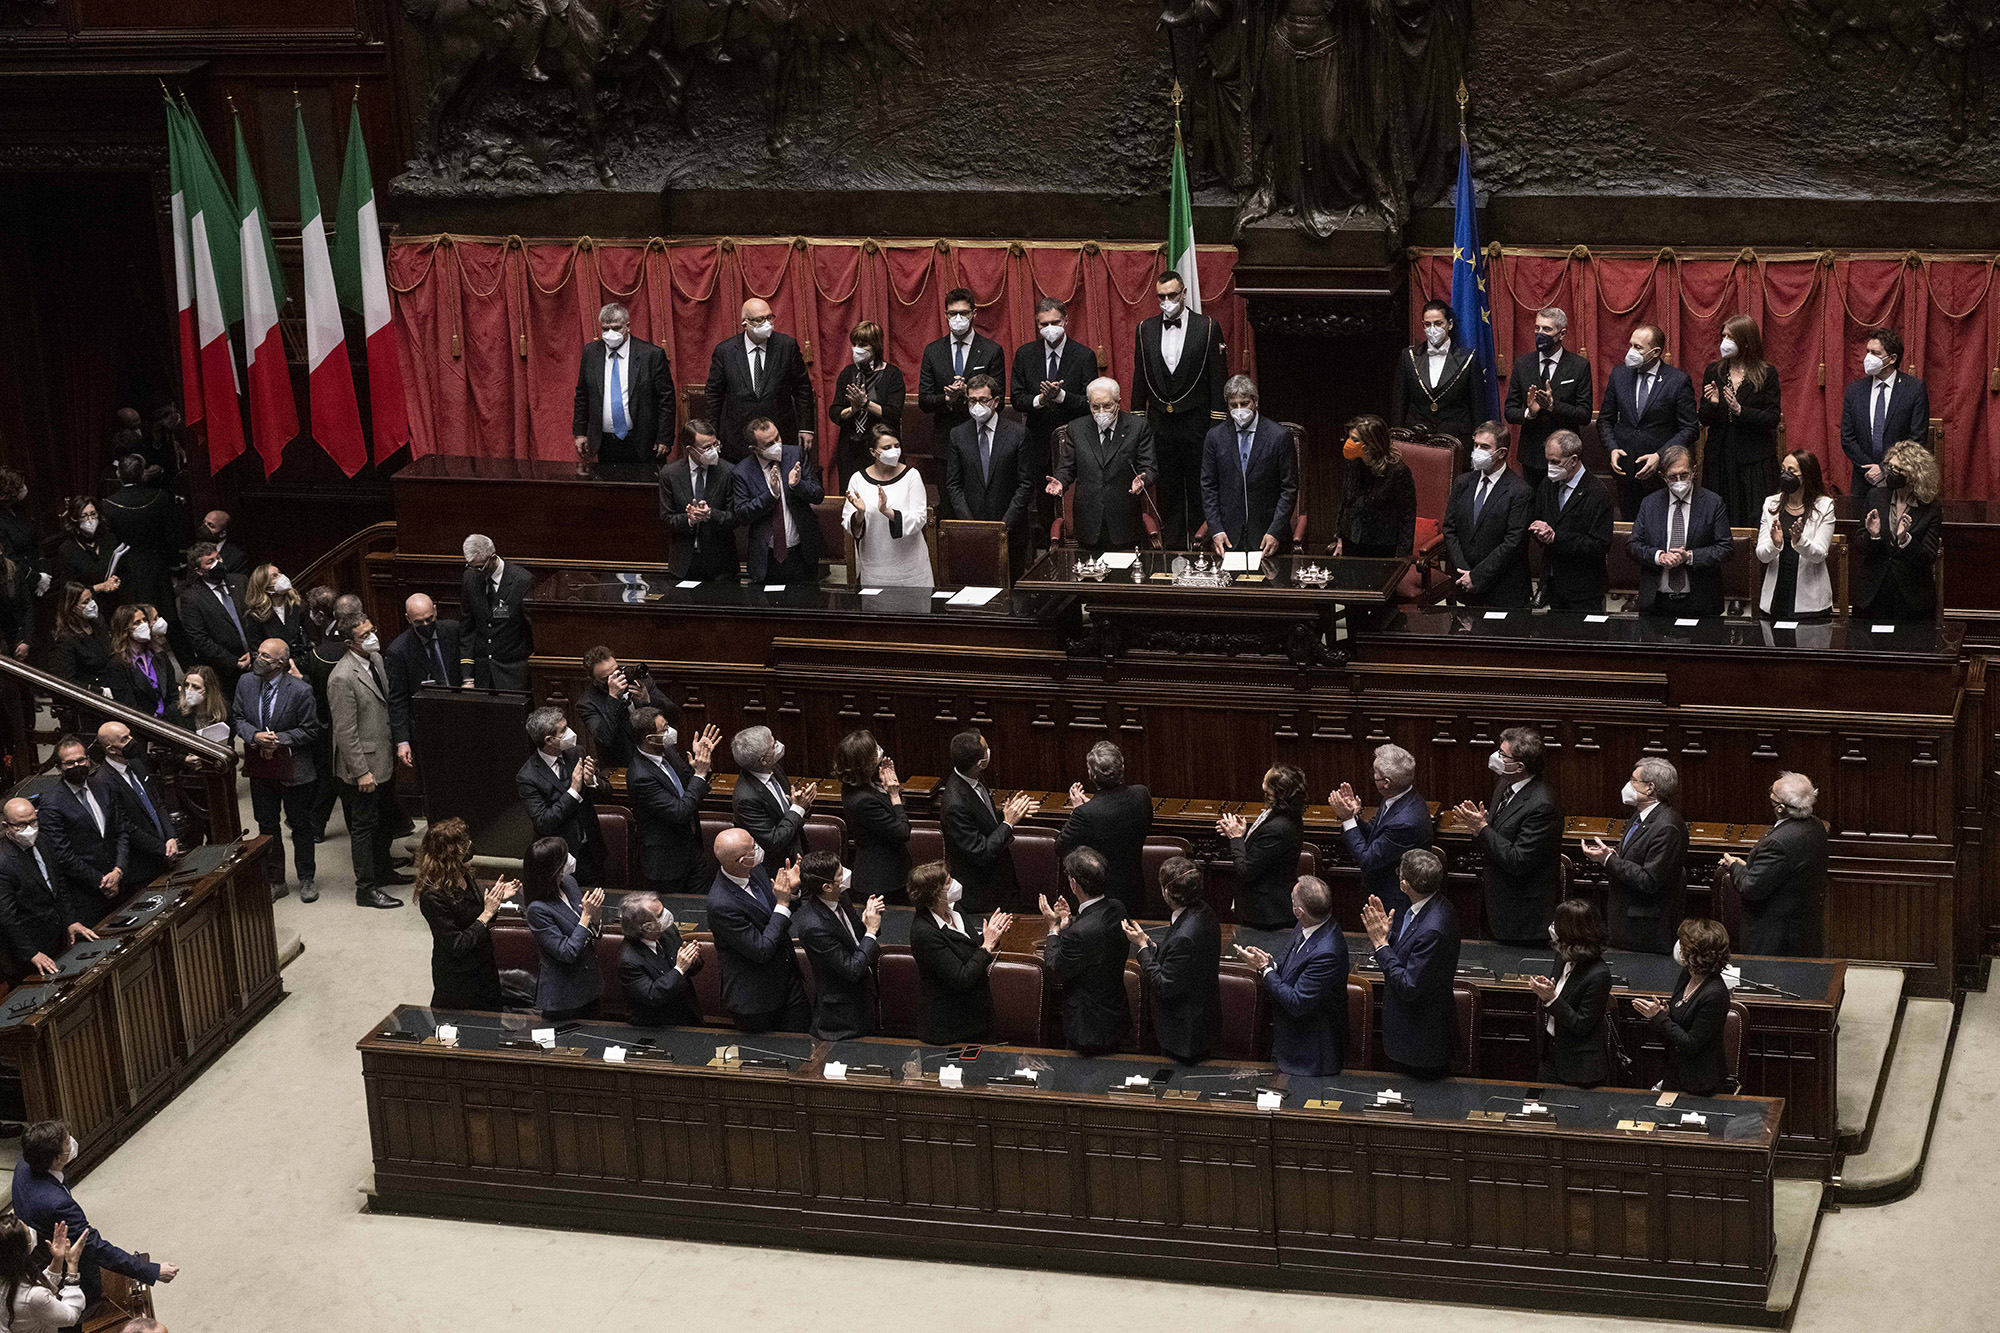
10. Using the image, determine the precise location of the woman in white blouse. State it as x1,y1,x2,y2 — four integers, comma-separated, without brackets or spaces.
842,426,933,590
0,1216,86,1333
1754,448,1836,619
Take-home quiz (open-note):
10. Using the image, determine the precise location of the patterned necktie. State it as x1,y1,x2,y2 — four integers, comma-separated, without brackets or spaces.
1669,501,1689,594
768,465,789,561
1872,381,1888,453
608,350,628,437
1634,369,1652,416
752,345,765,397
980,425,992,482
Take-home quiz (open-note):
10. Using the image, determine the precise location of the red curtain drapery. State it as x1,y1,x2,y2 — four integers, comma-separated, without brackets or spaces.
1411,246,2000,500
389,235,1256,467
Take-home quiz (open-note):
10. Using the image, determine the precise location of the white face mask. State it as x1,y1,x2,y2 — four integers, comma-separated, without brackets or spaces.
185,684,204,705
1547,460,1569,482
947,313,971,336
1230,406,1255,429
1672,940,1686,968
749,844,766,868
694,446,720,466
564,853,577,878
757,440,783,461
852,346,871,366
81,602,98,620
1625,346,1648,369
152,616,168,636
1719,336,1739,359
1040,323,1064,345
1424,324,1449,348
663,725,678,748
79,517,98,537
1547,923,1560,945
944,879,963,906
1863,352,1885,377
1621,781,1642,807
1488,749,1516,776
602,329,626,349
132,621,151,642
968,401,994,423
1160,298,1183,318
360,631,381,653
876,448,902,466
1668,479,1693,501
11,826,36,848
1091,409,1116,432
1470,447,1495,473
556,727,576,751
272,574,292,593
746,319,773,343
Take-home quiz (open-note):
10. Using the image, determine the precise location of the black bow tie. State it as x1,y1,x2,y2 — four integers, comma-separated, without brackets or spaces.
1161,317,1182,330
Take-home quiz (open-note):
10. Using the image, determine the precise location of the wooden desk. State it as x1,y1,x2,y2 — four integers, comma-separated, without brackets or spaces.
0,838,283,1177
361,1006,1783,1324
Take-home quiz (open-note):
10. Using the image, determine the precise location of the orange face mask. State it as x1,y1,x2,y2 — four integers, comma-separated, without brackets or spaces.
1343,437,1366,460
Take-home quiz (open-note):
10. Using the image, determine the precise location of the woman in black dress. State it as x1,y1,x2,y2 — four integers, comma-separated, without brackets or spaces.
1854,439,1944,622
1698,314,1783,527
1633,917,1733,1095
54,497,120,616
105,603,178,724
415,817,516,1011
1528,898,1614,1088
1754,449,1836,621
829,320,906,486
838,728,911,902
49,582,110,693
1332,414,1416,558
1218,763,1308,930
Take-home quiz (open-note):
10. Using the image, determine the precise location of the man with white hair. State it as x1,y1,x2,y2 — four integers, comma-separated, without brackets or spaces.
1503,305,1593,503
1199,374,1296,559
572,300,674,466
1056,740,1153,915
1327,743,1433,914
1719,772,1827,956
458,533,534,690
1580,756,1687,953
729,724,816,865
1046,376,1157,554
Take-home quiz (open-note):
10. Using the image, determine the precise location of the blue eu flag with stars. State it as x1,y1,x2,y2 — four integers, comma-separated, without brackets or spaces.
1450,134,1500,422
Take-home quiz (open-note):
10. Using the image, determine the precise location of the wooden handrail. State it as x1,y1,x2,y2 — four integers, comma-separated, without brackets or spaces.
296,519,397,591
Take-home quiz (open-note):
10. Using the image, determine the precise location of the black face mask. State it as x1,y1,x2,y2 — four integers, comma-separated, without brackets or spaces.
1534,331,1557,354
61,764,90,785
1778,472,1801,495
411,619,436,637
1885,468,1909,492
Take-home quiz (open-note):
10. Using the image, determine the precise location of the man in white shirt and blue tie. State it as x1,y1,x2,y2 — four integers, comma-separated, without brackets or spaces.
1839,327,1930,499
572,301,674,468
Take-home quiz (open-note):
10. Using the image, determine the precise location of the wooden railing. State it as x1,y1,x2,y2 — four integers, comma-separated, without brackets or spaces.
295,519,399,631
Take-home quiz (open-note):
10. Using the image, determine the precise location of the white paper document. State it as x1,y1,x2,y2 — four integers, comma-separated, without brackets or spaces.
1097,552,1139,570
948,586,1002,607
1220,551,1262,572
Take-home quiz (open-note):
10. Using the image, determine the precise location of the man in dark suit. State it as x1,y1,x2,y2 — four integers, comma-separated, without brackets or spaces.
1628,446,1736,618
459,534,535,690
1123,857,1220,1064
1328,743,1433,916
1529,429,1615,611
516,705,604,887
617,891,704,1027
1038,848,1130,1056
794,851,882,1041
938,730,1035,913
1364,848,1461,1080
1442,422,1532,608
99,452,185,614
0,797,95,981
731,419,824,585
1840,327,1930,497
574,645,671,771
385,592,471,772
197,508,251,580
1237,875,1348,1077
178,541,252,693
1599,324,1699,519
1050,378,1158,554
658,420,739,582
1455,726,1561,945
703,297,816,462
706,828,811,1032
1392,300,1481,442
1010,296,1099,486
1131,270,1227,548
1200,374,1297,558
12,1121,174,1304
1719,772,1828,956
919,287,1007,440
572,301,674,467
1502,306,1594,503
941,375,1035,562
729,723,814,865
41,736,128,922
233,639,322,902
628,706,720,897
1056,740,1152,916
90,720,177,890
1581,757,1687,954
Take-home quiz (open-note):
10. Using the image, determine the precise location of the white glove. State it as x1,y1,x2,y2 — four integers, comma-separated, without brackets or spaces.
35,573,49,596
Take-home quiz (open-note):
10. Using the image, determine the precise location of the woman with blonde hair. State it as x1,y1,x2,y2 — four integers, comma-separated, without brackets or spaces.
416,816,517,1011
1699,313,1783,526
1332,413,1415,557
244,562,309,655
1853,439,1943,622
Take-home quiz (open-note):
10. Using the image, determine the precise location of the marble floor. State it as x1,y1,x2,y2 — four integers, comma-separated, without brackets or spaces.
75,803,1999,1332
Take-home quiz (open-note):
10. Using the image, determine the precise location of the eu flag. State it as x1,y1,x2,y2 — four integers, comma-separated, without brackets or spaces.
1450,135,1500,422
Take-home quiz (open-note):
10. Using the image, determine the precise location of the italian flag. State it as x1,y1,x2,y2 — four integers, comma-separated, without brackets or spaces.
1167,109,1203,314
234,112,298,473
164,97,204,429
295,103,367,476
174,96,246,469
332,101,410,463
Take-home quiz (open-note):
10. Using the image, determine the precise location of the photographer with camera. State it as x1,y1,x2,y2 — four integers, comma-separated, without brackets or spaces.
575,645,672,770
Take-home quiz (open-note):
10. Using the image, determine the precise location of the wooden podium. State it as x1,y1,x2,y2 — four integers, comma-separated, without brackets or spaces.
411,686,535,858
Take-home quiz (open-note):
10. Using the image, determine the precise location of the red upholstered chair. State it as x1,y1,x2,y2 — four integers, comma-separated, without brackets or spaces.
804,814,846,857
1122,961,1150,1054
1723,1002,1749,1093
594,807,633,893
699,815,732,868
907,820,945,872
794,944,818,1009
1346,979,1374,1071
691,939,724,1020
813,499,847,576
1393,433,1459,601
1138,837,1193,917
1452,981,1480,1077
988,957,1047,1046
1047,423,1163,549
1009,825,1061,905
876,949,922,1038
1214,963,1267,1060
594,934,629,1020
1711,860,1743,948
491,923,538,976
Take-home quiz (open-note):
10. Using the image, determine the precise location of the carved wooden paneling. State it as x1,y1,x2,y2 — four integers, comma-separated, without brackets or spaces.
49,995,119,1145
170,895,236,1056
112,947,179,1110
